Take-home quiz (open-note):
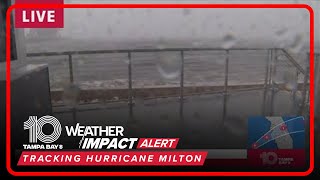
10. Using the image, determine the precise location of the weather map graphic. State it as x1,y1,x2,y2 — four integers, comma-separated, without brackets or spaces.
248,116,305,149
247,116,306,168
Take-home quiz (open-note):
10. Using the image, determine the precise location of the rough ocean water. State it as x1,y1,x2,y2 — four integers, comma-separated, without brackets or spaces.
24,38,308,91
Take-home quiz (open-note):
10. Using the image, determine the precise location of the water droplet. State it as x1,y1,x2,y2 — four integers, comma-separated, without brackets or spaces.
118,9,124,14
78,59,85,65
156,44,166,50
156,52,180,80
282,70,298,92
86,9,93,17
192,41,202,47
193,112,201,119
294,91,303,104
275,28,288,37
182,8,191,16
134,97,145,108
215,59,225,66
160,114,169,121
250,24,257,30
221,33,236,49
123,58,130,64
289,34,304,53
191,29,196,36
146,9,152,14
107,27,113,35
224,116,246,136
276,54,287,62
35,100,41,109
62,83,80,107
112,96,119,101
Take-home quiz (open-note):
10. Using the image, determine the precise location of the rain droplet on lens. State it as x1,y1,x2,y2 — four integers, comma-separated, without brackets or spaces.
123,58,130,64
250,24,257,30
191,29,196,36
107,27,113,35
276,54,287,62
146,9,152,14
192,41,202,47
112,96,119,101
182,8,192,16
156,52,180,80
215,59,225,66
160,114,169,121
283,70,298,92
118,9,124,14
135,97,145,107
289,34,304,53
62,83,81,107
156,44,166,50
86,9,93,17
193,112,200,119
275,28,288,37
78,59,85,65
221,33,236,49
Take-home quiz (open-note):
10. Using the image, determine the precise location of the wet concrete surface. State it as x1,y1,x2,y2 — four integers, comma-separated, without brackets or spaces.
53,89,307,150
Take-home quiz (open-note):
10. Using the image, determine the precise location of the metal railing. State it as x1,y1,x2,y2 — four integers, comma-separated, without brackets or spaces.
26,47,309,118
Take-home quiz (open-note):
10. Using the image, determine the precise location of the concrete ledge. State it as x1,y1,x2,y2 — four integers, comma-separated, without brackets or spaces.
51,83,306,105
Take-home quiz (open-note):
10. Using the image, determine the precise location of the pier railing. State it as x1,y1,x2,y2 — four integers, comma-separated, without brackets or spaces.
26,47,309,116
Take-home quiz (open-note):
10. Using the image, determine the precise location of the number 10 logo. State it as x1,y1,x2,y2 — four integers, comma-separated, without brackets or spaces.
24,116,62,144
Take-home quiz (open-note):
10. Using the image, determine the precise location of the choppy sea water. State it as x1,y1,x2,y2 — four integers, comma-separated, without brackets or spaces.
25,38,307,91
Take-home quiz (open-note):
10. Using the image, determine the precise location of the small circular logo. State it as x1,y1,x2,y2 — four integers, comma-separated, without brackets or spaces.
24,115,62,144
260,152,278,165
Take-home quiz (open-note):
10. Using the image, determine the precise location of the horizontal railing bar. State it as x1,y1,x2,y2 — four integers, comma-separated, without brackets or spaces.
52,86,267,114
26,47,269,57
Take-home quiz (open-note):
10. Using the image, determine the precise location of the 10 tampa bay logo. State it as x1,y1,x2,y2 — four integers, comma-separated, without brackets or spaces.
23,115,63,150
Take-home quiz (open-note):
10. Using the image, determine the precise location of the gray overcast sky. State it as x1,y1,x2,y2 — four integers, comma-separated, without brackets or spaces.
25,0,320,51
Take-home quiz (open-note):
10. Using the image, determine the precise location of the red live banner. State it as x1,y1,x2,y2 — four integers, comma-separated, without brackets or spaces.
18,151,207,166
15,0,64,28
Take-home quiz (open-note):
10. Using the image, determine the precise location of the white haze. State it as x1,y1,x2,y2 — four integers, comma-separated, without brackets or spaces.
24,0,320,52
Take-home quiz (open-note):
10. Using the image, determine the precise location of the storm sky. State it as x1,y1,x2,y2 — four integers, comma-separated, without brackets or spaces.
25,0,320,51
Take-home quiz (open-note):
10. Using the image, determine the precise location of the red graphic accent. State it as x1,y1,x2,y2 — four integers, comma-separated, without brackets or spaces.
15,0,64,28
6,3,314,176
18,151,207,166
252,143,258,149
280,125,287,131
263,135,270,140
137,138,179,149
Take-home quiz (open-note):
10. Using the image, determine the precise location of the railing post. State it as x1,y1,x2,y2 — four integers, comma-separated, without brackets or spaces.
292,69,299,111
222,50,229,124
270,49,277,116
262,49,271,115
68,54,74,83
127,51,134,120
68,54,73,84
67,53,76,123
300,53,309,115
180,50,184,121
